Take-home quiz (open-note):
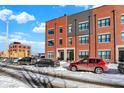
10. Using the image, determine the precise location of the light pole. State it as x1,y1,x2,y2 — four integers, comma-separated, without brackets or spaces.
6,21,9,57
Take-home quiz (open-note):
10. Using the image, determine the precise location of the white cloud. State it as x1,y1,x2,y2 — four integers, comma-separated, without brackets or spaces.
14,32,29,36
0,9,13,21
0,8,35,24
74,5,92,10
9,12,35,24
9,33,45,53
32,22,45,33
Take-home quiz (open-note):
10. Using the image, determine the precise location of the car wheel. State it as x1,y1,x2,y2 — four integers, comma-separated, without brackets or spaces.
119,69,124,74
71,66,77,71
94,67,103,74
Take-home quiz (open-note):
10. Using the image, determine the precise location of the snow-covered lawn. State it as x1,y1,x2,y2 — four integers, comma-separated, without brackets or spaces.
0,74,29,88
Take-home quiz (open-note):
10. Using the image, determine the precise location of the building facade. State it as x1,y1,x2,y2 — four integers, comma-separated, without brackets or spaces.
9,42,31,58
45,5,124,63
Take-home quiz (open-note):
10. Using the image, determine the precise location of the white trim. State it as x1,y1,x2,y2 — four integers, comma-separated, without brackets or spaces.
98,16,110,20
78,35,89,37
98,32,110,35
78,21,88,24
68,24,72,26
68,37,72,38
59,26,62,28
120,13,124,16
47,51,54,53
79,50,89,52
48,28,54,30
48,39,54,41
98,49,111,51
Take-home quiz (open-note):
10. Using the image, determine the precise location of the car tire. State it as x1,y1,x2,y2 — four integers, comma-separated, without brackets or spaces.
71,66,77,71
94,67,103,74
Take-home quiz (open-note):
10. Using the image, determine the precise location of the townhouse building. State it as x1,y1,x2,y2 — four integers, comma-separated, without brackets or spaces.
45,5,124,63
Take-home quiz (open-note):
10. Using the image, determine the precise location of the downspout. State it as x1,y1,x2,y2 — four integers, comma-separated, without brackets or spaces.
74,19,77,61
54,23,57,60
112,9,116,63
88,15,91,57
45,23,47,58
94,14,97,57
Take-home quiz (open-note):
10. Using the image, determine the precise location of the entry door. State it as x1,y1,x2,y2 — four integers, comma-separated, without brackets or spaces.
119,51,124,61
69,50,74,60
60,51,64,60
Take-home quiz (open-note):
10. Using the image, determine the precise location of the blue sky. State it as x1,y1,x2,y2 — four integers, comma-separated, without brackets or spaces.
0,5,96,54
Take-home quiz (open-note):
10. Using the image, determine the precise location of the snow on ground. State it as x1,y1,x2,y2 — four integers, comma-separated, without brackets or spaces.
1,62,124,87
0,74,29,88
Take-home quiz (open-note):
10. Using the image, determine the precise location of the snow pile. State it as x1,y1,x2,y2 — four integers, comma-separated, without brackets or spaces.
0,75,29,88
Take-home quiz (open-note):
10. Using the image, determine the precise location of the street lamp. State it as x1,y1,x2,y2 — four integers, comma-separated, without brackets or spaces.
5,21,9,57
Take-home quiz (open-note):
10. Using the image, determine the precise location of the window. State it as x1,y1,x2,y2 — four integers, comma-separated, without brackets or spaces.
68,37,72,45
59,27,63,33
121,32,124,40
68,24,72,33
48,29,54,35
48,52,54,59
98,18,110,27
98,34,111,43
79,51,89,58
89,59,100,63
59,39,63,45
48,40,54,46
121,15,124,23
98,51,111,59
79,36,89,44
78,22,89,31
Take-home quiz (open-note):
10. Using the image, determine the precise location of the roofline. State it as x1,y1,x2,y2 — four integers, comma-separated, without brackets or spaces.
68,5,107,16
46,15,67,23
46,5,108,23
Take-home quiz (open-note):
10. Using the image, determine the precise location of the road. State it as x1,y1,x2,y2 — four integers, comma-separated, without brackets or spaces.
0,71,30,88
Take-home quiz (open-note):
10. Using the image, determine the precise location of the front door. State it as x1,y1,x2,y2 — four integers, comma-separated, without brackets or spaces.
60,51,64,60
119,51,124,61
67,50,74,61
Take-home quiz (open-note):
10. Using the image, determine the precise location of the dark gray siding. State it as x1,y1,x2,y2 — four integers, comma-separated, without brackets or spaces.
67,10,93,37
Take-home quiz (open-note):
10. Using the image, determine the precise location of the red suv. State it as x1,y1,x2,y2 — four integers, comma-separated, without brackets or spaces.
69,58,108,74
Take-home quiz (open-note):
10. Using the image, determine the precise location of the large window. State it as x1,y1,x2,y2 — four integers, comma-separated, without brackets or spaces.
59,27,63,33
98,18,110,27
121,15,124,23
68,24,72,33
79,36,89,44
78,22,89,31
48,40,54,46
121,32,124,40
59,39,63,45
48,29,54,35
98,51,111,59
98,34,111,43
48,52,54,59
68,37,72,45
79,51,89,58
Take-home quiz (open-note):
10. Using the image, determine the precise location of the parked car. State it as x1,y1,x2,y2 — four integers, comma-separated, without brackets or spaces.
34,58,60,67
69,57,109,74
18,57,33,65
